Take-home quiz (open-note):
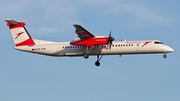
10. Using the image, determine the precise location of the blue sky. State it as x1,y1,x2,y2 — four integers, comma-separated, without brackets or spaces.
0,0,179,101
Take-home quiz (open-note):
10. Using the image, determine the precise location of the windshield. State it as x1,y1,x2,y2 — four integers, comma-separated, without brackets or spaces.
154,41,164,44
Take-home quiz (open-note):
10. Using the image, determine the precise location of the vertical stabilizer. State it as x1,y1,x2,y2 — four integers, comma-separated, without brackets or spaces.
5,19,35,46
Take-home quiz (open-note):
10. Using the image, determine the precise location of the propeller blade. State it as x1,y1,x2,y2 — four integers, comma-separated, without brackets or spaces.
109,43,111,49
109,30,111,38
107,30,114,49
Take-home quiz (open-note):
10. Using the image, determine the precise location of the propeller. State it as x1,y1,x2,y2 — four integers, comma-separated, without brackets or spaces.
108,30,115,49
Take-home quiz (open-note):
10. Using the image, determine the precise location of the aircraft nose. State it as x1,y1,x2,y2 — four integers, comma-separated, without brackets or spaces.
167,46,174,52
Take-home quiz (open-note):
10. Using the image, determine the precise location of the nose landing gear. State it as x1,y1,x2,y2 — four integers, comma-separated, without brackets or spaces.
163,52,167,58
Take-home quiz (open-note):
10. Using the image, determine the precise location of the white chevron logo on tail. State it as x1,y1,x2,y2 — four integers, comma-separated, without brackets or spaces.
15,31,24,39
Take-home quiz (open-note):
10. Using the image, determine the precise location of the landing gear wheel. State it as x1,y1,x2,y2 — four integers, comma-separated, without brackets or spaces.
163,54,167,58
83,54,89,59
94,55,103,66
84,46,93,59
95,61,100,66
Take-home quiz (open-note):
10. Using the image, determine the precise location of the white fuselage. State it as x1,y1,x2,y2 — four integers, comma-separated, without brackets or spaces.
14,40,174,57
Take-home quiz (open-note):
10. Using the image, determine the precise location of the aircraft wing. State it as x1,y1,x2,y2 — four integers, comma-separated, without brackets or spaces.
73,24,94,40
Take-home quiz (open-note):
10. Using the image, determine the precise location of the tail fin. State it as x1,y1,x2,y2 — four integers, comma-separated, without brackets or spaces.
5,19,35,47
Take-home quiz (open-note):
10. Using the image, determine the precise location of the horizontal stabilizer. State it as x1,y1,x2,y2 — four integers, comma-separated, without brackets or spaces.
5,19,19,25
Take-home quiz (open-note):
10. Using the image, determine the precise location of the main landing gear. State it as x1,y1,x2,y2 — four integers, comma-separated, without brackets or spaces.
95,55,103,67
84,54,103,66
83,46,103,66
83,46,94,59
83,54,89,59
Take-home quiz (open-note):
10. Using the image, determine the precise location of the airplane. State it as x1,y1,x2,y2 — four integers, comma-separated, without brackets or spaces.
5,19,174,66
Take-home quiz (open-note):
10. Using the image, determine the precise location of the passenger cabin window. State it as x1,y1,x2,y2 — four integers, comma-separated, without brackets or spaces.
154,42,164,44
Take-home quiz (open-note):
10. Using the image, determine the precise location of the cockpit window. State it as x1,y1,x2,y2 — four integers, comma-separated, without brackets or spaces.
154,42,164,44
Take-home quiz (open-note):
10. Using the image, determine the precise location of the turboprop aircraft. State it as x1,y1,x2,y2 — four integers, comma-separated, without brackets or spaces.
5,19,174,66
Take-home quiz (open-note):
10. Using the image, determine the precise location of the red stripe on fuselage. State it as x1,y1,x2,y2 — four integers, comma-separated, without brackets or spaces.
142,41,152,47
15,38,35,47
70,37,109,47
